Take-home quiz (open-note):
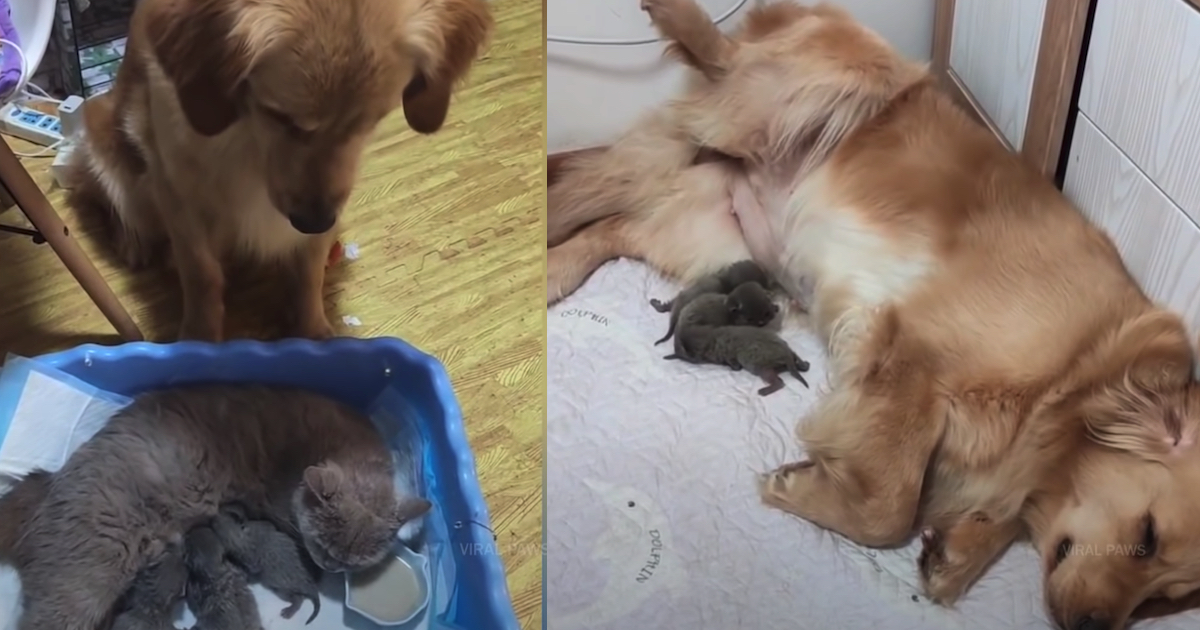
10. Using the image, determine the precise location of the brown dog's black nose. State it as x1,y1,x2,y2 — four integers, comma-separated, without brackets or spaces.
287,210,336,235
1073,615,1110,630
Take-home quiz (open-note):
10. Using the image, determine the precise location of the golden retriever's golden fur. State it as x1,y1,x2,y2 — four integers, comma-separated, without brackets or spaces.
547,1,1200,627
66,0,492,341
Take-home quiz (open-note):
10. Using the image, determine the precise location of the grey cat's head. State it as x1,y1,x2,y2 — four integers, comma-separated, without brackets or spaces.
294,461,432,572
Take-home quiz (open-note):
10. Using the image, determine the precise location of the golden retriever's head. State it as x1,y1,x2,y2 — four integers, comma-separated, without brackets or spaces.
143,0,492,234
1026,316,1200,630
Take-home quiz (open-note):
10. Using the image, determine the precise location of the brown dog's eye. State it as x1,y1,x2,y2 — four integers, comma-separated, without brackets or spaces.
262,107,310,138
1054,537,1072,567
1138,515,1158,558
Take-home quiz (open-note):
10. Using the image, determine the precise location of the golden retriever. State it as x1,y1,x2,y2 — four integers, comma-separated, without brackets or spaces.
547,1,1200,627
66,0,492,341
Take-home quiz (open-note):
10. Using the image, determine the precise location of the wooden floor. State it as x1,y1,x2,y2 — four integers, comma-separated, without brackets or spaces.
0,1,545,627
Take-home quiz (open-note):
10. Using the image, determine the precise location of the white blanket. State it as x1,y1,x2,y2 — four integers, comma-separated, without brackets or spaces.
546,259,1200,630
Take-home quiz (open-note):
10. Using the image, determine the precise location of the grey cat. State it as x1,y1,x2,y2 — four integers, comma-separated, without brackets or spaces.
650,259,771,345
664,297,810,395
0,468,52,566
213,503,322,623
11,384,432,630
111,540,188,630
185,525,263,630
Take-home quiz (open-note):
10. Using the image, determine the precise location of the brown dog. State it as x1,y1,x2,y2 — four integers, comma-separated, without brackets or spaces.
548,1,1200,628
66,0,492,341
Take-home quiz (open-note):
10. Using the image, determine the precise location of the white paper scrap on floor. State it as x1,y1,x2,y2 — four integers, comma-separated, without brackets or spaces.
546,258,1200,630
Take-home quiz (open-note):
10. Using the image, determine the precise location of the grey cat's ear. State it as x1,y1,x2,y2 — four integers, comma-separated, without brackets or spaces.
393,497,433,524
303,464,344,502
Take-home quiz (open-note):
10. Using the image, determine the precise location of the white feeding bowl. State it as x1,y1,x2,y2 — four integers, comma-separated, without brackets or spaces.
344,545,431,627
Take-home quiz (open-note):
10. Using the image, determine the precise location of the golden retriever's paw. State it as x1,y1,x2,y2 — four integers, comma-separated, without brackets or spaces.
757,460,815,510
640,0,695,32
292,316,335,341
177,317,223,343
918,527,964,606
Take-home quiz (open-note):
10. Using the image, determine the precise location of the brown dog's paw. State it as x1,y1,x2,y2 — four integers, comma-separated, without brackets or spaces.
292,314,335,340
640,0,694,32
178,316,223,343
757,460,814,504
918,527,966,606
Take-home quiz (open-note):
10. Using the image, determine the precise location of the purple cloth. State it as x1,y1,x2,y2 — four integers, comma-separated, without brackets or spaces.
0,0,21,100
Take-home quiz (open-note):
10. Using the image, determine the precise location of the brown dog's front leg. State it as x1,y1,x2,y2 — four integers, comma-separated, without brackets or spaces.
286,233,337,340
172,238,225,342
641,0,738,81
918,514,1021,605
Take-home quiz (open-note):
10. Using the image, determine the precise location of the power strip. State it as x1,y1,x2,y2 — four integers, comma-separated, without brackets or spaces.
0,103,64,147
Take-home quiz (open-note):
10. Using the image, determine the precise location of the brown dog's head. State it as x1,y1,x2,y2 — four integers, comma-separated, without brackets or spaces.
1027,317,1200,630
142,0,492,234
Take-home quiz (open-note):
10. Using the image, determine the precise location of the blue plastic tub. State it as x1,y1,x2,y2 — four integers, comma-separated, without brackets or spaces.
32,338,519,630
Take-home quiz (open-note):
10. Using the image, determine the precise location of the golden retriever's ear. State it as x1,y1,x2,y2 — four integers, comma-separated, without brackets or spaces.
1076,312,1196,460
142,0,253,136
401,0,494,134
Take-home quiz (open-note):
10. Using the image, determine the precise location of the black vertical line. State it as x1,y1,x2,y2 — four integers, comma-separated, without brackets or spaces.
1053,0,1101,189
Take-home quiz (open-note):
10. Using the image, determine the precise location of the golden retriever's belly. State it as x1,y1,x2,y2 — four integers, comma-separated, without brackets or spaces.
769,171,938,352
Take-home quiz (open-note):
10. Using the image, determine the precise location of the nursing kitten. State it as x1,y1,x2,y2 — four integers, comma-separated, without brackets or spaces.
12,385,429,630
213,503,322,623
650,259,771,344
725,282,779,328
664,297,810,395
185,526,263,630
111,541,188,630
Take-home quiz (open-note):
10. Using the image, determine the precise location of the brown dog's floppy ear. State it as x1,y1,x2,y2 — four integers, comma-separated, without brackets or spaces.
1076,312,1195,461
141,0,252,136
401,0,494,134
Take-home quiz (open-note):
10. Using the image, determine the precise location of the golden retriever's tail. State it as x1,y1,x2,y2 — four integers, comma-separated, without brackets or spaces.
0,469,52,564
548,109,703,248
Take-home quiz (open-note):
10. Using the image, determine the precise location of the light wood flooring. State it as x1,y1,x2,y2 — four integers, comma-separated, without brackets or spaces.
0,0,545,626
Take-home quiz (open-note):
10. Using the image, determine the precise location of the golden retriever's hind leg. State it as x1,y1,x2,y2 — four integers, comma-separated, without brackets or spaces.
641,0,737,81
285,233,337,340
547,216,631,305
918,514,1021,605
760,365,944,547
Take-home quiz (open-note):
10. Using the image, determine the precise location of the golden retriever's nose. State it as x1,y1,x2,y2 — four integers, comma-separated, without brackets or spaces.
287,210,337,235
1072,615,1110,630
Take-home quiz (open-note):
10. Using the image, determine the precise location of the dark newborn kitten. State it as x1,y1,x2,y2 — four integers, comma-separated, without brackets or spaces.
185,526,263,630
664,296,810,395
726,282,779,328
213,503,322,624
0,468,51,565
650,259,771,345
12,384,431,630
111,540,188,630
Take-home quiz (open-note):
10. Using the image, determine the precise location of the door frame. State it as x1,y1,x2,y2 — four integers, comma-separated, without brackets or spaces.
932,0,1093,180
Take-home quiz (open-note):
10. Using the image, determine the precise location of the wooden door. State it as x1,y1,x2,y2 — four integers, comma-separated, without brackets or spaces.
932,0,1092,181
